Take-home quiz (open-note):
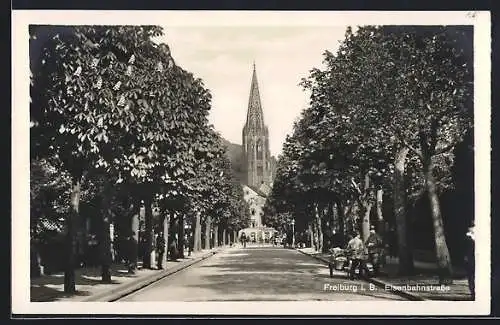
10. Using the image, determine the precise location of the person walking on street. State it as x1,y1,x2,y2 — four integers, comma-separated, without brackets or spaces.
465,222,475,300
156,232,165,269
241,232,247,248
346,231,365,279
365,225,383,274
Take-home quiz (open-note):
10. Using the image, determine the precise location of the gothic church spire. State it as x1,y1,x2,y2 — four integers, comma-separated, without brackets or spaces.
245,62,265,131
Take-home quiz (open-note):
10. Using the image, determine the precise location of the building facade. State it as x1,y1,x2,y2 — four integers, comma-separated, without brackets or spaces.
239,184,277,243
242,185,265,228
242,63,274,189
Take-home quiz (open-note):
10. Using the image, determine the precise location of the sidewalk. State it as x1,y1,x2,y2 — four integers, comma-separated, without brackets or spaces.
297,247,472,301
31,247,228,302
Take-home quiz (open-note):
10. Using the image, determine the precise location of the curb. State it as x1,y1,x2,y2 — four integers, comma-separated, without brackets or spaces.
87,250,219,302
295,249,425,301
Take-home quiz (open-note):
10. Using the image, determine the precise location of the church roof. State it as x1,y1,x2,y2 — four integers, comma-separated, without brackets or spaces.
242,184,267,198
244,63,266,132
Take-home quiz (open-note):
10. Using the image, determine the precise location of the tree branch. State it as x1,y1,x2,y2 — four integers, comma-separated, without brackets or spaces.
434,143,455,155
428,118,439,155
392,126,424,160
351,177,363,195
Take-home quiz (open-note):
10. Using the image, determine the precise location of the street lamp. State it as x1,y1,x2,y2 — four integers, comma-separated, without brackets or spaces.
291,219,295,248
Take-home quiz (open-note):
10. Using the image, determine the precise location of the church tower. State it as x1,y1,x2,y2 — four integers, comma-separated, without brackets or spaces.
242,63,273,189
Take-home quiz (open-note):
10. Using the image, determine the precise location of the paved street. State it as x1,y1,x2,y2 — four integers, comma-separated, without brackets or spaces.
119,247,406,301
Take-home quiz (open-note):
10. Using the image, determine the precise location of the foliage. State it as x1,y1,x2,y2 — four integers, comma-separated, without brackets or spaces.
265,25,473,244
29,25,250,273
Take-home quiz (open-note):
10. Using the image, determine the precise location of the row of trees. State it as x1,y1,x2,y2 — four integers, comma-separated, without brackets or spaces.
30,25,250,293
263,26,473,284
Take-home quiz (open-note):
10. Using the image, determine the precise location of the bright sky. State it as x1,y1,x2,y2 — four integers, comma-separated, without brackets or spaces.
158,26,349,157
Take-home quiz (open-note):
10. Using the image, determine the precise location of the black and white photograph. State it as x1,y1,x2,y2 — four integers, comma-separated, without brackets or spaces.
12,10,490,316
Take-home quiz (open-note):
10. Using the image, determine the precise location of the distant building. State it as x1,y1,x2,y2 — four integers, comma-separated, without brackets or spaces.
242,185,266,228
242,62,275,189
239,63,278,242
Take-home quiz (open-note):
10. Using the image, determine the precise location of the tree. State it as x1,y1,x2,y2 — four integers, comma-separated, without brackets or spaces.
335,26,472,281
298,25,472,280
381,27,473,282
30,24,218,287
30,25,176,289
269,26,472,282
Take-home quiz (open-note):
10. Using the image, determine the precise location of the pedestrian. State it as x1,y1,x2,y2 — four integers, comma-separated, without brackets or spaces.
464,222,475,300
346,231,365,279
241,232,247,248
365,225,383,273
156,231,165,269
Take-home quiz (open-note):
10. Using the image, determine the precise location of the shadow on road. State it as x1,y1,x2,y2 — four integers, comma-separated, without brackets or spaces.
189,248,404,300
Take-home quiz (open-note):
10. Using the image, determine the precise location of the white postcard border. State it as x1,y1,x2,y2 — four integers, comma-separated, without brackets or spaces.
11,10,491,316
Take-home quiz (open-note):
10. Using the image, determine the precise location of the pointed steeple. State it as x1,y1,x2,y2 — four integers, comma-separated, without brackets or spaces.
242,62,274,190
245,62,265,131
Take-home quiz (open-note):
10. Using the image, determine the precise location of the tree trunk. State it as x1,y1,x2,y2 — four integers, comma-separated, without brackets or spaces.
394,147,414,275
327,202,334,248
362,202,373,243
199,214,203,251
309,223,314,248
424,158,454,283
376,187,385,238
194,212,202,252
192,214,199,252
314,204,324,253
162,213,169,265
376,187,386,267
314,216,319,251
64,175,81,293
335,201,345,247
311,220,316,251
214,224,219,248
233,230,237,245
204,215,211,250
178,213,185,259
143,196,154,269
223,228,227,246
98,180,113,283
349,200,359,236
30,240,43,277
331,201,338,247
130,206,140,271
318,214,324,253
360,172,372,243
169,214,178,259
323,204,330,250
343,203,351,241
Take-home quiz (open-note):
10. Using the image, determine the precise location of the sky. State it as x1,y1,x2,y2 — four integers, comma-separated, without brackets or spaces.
157,26,350,157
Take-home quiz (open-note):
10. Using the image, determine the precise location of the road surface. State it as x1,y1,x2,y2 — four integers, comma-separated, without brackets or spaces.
119,246,406,301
